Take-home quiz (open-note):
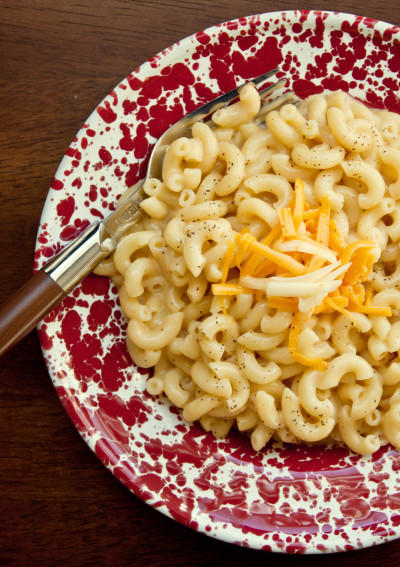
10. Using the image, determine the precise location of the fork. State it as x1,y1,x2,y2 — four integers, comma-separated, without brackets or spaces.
0,68,297,357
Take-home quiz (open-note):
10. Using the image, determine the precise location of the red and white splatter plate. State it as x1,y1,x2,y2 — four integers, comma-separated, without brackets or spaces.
35,11,400,554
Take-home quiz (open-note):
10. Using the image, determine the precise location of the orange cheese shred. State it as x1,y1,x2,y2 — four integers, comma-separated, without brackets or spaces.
316,196,331,246
341,240,375,265
212,283,255,296
349,304,392,317
290,352,328,372
340,284,365,305
329,219,347,253
235,232,255,267
304,219,318,235
252,259,276,278
261,223,282,246
279,207,296,237
306,256,326,274
240,223,281,276
267,297,298,311
247,239,307,276
313,295,348,314
302,209,321,221
343,248,375,285
221,240,235,284
293,178,305,229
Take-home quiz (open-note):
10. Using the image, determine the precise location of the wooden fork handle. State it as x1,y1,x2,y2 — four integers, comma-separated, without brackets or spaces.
0,222,115,358
0,270,66,357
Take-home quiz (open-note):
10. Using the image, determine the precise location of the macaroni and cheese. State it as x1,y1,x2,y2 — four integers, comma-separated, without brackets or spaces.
96,84,400,455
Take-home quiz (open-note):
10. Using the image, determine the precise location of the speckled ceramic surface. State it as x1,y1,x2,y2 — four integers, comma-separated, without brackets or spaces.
35,11,400,553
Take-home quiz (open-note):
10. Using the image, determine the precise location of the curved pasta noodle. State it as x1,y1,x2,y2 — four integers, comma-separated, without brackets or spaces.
210,361,250,412
271,153,315,182
241,130,271,163
212,83,261,128
341,159,385,209
383,402,400,450
126,337,162,368
297,327,335,360
198,313,239,361
326,107,373,152
213,142,245,196
162,137,202,192
114,230,159,275
183,218,233,277
350,373,382,420
140,196,169,220
191,121,218,173
244,173,293,208
191,360,232,397
250,422,274,451
256,390,284,429
338,405,380,454
314,166,344,211
128,312,184,350
163,368,192,407
297,369,335,418
124,257,158,297
182,394,221,422
320,353,374,389
266,110,303,148
237,346,281,384
237,197,278,228
291,143,345,169
260,309,292,334
357,198,395,249
281,388,335,441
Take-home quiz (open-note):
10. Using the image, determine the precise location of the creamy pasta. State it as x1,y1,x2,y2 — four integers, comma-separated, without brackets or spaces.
97,84,400,455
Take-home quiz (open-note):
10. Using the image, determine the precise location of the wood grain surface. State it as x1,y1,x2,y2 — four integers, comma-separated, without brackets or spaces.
1,1,400,566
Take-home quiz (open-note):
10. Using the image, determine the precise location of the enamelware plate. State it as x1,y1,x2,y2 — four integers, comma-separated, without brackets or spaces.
36,11,400,553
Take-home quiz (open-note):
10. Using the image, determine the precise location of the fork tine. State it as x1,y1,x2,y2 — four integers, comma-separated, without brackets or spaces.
243,68,281,90
258,77,288,103
256,90,300,121
256,76,299,116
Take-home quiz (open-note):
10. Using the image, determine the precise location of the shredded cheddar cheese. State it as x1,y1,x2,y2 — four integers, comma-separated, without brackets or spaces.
247,240,307,276
349,304,392,316
267,297,298,311
329,219,347,252
211,177,385,370
293,178,305,229
290,351,328,372
279,207,296,237
316,196,331,246
221,240,235,284
212,283,255,295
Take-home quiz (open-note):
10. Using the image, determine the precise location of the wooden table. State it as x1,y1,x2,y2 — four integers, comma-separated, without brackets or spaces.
1,1,400,565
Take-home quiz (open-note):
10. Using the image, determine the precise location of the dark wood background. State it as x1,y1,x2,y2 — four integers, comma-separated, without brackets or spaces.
1,1,400,565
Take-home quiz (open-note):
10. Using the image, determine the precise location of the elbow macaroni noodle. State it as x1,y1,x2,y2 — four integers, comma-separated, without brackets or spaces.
97,84,400,455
